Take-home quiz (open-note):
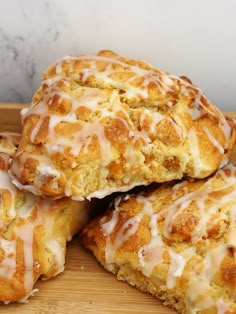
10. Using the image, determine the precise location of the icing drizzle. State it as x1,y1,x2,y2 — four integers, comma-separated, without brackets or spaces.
11,51,234,199
100,163,236,312
0,156,76,303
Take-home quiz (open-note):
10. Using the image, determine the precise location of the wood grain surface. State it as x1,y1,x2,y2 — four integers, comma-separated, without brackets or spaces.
0,103,235,314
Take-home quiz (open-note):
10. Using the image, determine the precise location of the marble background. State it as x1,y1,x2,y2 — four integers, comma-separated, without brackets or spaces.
0,0,235,110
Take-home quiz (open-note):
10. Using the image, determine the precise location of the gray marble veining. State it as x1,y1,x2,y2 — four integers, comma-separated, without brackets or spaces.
0,0,235,110
0,0,69,103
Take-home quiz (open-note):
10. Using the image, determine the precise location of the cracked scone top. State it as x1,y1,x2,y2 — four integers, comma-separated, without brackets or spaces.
81,163,236,314
10,50,236,200
0,133,92,303
0,132,21,157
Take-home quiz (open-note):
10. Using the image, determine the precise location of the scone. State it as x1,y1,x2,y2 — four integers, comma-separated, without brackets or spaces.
0,134,93,303
10,50,236,200
0,132,21,157
81,163,236,314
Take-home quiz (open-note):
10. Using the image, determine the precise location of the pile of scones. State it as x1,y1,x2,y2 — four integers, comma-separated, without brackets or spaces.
0,50,236,313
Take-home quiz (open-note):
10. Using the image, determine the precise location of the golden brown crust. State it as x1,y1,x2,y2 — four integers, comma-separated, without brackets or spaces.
10,50,236,200
81,163,236,313
0,135,93,303
0,132,21,157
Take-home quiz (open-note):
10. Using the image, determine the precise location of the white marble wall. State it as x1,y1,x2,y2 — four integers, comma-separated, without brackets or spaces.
0,0,235,110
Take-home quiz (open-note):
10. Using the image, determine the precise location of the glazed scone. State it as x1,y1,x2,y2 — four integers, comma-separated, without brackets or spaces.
81,163,236,314
0,132,21,157
10,50,236,200
0,137,93,303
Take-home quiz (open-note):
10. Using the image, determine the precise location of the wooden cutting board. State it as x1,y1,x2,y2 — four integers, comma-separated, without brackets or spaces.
0,103,235,314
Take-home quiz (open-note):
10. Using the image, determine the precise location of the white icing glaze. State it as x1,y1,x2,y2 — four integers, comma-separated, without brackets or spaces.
16,221,35,297
37,165,60,178
185,275,214,311
55,54,175,100
20,108,29,116
0,134,79,303
167,247,195,289
185,245,228,311
100,163,236,312
11,51,234,200
188,105,202,120
0,239,16,280
216,298,230,314
188,128,209,177
0,166,70,303
203,126,224,154
18,192,39,219
101,210,120,237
